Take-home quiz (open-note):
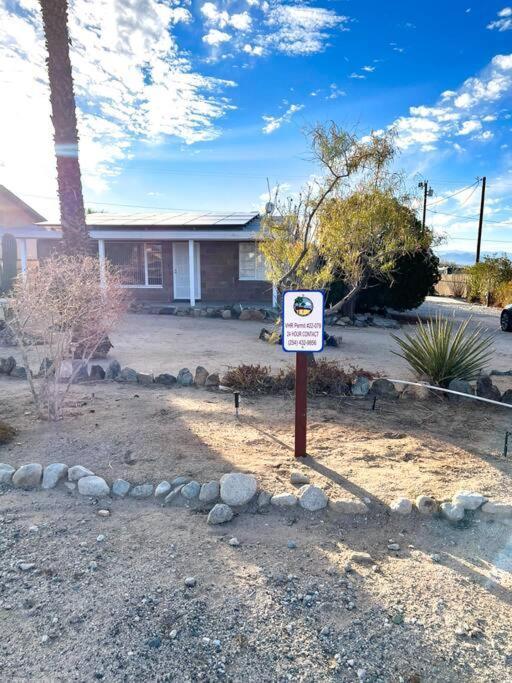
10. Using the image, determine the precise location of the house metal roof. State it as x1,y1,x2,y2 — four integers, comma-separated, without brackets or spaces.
41,211,260,229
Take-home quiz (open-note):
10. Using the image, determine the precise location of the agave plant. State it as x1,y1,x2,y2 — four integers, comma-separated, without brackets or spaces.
392,315,494,387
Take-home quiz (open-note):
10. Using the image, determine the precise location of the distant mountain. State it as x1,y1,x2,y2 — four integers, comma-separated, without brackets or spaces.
435,249,512,266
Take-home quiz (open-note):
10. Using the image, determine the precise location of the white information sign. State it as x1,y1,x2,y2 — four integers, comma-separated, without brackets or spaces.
282,290,325,352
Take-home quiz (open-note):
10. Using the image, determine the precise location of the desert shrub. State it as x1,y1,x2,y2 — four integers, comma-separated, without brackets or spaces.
4,255,127,420
392,315,494,387
466,255,512,304
0,421,16,445
222,360,376,396
327,248,440,313
493,281,512,308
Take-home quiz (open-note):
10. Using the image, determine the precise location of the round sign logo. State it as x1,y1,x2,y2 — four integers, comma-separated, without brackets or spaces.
293,295,314,317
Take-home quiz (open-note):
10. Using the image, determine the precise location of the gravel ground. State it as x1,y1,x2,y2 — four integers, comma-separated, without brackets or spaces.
1,486,512,682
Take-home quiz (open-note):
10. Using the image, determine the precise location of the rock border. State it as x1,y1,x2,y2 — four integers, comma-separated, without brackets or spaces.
1,461,509,528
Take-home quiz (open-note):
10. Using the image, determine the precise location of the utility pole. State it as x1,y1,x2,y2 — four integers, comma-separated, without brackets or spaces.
476,176,486,264
418,180,434,233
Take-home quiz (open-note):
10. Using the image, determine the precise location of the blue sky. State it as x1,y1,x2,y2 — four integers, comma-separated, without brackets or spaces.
0,0,511,262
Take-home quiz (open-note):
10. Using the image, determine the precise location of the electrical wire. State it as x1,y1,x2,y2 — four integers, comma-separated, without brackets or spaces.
427,179,480,207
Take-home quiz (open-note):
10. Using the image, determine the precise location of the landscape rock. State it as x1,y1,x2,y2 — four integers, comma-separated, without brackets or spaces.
481,501,512,518
89,365,106,381
440,501,465,522
415,495,437,515
331,499,369,515
0,463,15,484
184,577,197,588
130,484,154,499
164,485,184,505
0,356,16,374
271,492,297,507
78,475,110,498
155,373,177,387
177,368,194,386
205,373,220,388
351,376,370,397
452,490,487,510
220,472,258,506
476,375,501,402
207,503,234,525
181,480,201,500
118,367,138,383
369,378,398,399
401,384,431,401
137,372,154,386
290,471,310,485
59,360,88,383
194,366,209,386
10,366,27,379
112,479,130,497
390,497,413,515
154,481,171,498
64,482,76,492
68,465,94,482
501,389,512,405
257,491,272,508
12,463,42,489
105,360,121,380
350,552,374,566
42,463,68,490
199,481,220,503
447,379,474,399
221,310,231,319
298,485,328,511
171,475,192,487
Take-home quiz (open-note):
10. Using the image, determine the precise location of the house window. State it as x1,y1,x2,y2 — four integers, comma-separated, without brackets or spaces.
239,242,267,281
105,241,163,288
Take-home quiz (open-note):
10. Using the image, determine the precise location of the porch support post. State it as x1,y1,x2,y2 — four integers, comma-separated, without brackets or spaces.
98,238,106,289
188,239,195,307
272,284,278,308
19,238,28,279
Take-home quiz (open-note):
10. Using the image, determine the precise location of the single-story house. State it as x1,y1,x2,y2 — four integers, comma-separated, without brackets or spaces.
36,211,275,307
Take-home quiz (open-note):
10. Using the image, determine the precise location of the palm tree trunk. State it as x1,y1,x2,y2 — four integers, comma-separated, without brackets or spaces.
39,0,90,255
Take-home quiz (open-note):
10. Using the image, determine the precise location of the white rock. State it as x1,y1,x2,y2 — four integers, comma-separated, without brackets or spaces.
415,495,437,515
298,485,328,511
112,479,130,497
220,472,257,506
331,499,369,515
440,502,465,522
228,537,240,546
290,471,310,485
154,481,171,498
452,490,487,511
68,465,94,482
42,463,68,489
207,503,234,525
481,501,512,518
271,492,297,507
0,464,15,484
390,498,413,515
12,463,42,488
78,475,110,498
97,509,110,517
64,482,76,492
181,480,201,500
257,491,272,508
199,481,220,503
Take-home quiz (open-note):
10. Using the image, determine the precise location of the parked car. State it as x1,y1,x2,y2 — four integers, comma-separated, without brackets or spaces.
501,305,512,331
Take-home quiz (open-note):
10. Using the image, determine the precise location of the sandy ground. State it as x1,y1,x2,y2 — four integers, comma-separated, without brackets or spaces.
2,379,512,506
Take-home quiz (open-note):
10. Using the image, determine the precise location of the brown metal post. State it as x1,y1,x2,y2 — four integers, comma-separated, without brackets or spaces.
476,176,486,264
295,351,308,457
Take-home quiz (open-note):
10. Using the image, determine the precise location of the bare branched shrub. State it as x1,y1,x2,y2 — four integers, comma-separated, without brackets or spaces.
4,255,127,420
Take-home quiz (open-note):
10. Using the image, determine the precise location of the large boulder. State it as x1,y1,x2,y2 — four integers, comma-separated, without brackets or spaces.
271,492,297,507
207,503,234,525
351,376,370,397
42,463,68,489
481,501,512,518
415,495,437,515
440,501,465,522
501,389,512,405
0,356,16,375
12,463,42,489
177,368,194,386
199,481,220,503
112,479,131,497
181,480,201,500
331,499,368,514
130,484,154,499
220,472,257,506
154,481,172,498
78,475,110,497
447,379,474,400
390,497,413,515
369,379,398,399
194,366,209,386
89,365,106,381
0,463,15,484
205,373,220,388
68,465,95,482
105,360,121,380
298,485,328,511
476,375,501,401
118,367,138,383
401,384,431,401
137,372,154,386
155,373,177,387
452,490,487,510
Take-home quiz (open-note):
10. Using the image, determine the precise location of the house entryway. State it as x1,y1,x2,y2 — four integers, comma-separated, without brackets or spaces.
172,241,201,302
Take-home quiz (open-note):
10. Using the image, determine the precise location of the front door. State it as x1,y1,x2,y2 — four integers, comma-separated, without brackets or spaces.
172,242,201,300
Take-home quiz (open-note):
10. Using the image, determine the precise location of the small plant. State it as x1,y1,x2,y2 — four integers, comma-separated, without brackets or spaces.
392,315,494,387
222,364,275,394
0,421,16,445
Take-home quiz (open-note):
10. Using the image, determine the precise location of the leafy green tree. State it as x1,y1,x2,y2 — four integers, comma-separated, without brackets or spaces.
466,255,512,304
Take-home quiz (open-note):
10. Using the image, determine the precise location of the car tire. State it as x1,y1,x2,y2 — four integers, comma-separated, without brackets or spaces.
501,311,512,332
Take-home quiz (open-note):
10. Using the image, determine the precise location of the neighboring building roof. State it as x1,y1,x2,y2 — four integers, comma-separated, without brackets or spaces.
41,210,260,229
0,225,61,240
0,185,46,226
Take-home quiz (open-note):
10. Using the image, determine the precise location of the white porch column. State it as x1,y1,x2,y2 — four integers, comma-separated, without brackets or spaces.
19,239,27,279
98,239,106,289
272,284,278,308
188,239,195,307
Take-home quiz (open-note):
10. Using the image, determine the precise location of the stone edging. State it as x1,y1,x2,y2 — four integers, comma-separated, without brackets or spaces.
1,462,510,526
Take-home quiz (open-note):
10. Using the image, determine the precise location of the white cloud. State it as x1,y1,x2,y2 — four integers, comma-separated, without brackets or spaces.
326,83,346,99
262,103,304,134
264,6,348,55
201,3,252,31
0,0,236,217
361,65,375,72
243,43,264,56
349,72,366,79
457,120,481,135
488,7,512,31
203,28,232,45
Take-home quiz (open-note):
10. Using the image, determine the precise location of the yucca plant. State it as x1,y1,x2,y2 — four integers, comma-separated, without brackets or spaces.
392,315,494,387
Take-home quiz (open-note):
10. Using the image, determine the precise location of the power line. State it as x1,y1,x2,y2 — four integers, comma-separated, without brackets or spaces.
428,208,512,226
427,179,480,207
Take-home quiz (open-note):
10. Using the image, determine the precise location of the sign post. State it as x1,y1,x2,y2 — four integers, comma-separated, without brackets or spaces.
282,290,325,458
